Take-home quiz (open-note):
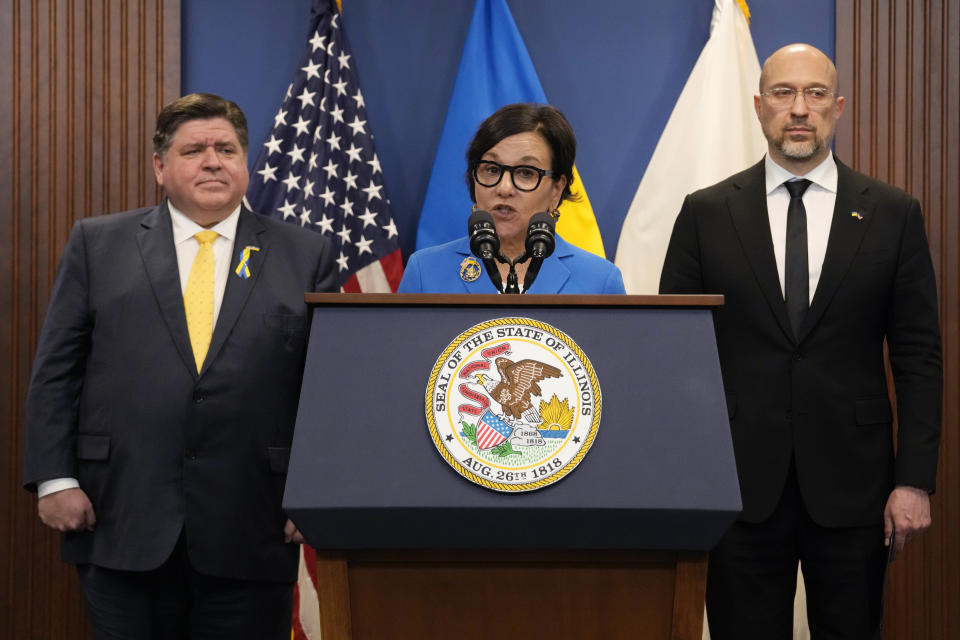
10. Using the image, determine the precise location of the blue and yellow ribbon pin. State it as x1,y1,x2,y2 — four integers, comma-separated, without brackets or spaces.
234,245,261,279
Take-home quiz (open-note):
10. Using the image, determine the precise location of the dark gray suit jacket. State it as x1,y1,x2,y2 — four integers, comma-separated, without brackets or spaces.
24,202,336,581
660,158,941,527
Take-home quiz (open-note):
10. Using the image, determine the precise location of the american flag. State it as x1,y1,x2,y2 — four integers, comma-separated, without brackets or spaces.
246,0,402,292
476,409,515,450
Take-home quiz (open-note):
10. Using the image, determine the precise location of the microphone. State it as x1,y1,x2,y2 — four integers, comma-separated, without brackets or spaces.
468,210,499,259
522,211,556,292
467,210,504,292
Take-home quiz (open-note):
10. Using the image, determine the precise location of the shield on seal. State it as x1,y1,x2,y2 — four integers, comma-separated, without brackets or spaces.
475,409,514,450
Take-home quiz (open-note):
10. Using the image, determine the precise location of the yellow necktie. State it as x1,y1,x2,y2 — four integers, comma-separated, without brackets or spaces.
184,230,219,372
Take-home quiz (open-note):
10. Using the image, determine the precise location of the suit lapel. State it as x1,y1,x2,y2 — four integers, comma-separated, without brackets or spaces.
799,160,872,341
136,202,197,376
202,207,267,376
727,162,795,342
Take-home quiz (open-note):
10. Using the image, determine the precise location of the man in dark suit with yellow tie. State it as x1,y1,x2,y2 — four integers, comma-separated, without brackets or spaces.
660,45,942,638
23,93,336,639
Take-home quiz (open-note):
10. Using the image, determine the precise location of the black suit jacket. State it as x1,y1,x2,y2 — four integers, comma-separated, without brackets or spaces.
660,158,941,527
24,202,336,581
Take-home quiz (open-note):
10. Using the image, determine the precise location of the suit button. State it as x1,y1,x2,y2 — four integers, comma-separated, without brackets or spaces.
193,389,207,403
185,450,197,460
792,352,802,361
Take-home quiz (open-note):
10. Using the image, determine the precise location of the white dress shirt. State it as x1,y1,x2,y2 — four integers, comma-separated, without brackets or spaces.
37,204,241,498
764,153,838,304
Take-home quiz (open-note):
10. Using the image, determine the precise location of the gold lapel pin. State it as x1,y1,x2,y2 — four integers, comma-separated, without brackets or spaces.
459,256,481,283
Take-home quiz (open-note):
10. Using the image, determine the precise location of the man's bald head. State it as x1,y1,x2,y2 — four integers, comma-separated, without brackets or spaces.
759,44,839,94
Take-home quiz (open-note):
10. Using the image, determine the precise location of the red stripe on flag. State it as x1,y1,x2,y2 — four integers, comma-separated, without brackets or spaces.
342,273,361,293
380,248,404,292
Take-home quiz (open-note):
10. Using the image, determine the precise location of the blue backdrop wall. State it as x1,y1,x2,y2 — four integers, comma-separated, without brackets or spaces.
182,0,834,260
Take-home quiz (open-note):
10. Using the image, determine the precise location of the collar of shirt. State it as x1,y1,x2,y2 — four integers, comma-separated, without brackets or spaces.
169,201,241,245
764,152,838,195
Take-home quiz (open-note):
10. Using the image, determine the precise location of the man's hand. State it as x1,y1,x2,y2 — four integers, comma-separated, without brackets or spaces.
284,518,305,544
883,485,931,561
38,488,96,532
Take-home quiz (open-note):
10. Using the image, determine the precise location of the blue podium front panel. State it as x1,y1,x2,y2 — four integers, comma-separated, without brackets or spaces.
284,296,741,551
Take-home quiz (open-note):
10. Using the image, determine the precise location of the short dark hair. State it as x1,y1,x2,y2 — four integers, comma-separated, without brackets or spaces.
465,103,578,204
153,93,248,156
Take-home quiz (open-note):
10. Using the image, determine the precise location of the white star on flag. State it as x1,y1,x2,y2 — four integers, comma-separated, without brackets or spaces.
355,235,373,256
358,208,378,228
383,219,398,239
282,173,301,192
278,199,297,220
345,143,363,164
263,135,283,156
322,159,339,180
257,163,278,183
347,116,366,136
361,181,382,201
292,116,311,137
315,212,334,234
287,144,306,165
297,88,316,109
318,186,336,207
301,59,321,80
342,170,358,190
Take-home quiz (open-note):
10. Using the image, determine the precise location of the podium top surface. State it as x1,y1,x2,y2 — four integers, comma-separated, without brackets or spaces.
305,292,723,308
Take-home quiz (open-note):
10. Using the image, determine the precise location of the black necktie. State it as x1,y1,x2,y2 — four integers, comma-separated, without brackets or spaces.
784,179,812,339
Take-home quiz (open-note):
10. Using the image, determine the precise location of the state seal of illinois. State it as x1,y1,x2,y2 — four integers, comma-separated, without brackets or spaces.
425,317,601,492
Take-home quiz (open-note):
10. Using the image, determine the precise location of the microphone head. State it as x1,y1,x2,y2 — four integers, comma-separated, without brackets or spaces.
467,209,495,234
468,209,499,259
525,211,556,259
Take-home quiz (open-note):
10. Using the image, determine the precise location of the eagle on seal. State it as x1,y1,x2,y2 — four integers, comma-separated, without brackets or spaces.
475,356,562,423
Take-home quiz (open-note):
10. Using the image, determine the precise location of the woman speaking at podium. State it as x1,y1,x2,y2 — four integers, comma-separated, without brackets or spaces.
398,103,625,294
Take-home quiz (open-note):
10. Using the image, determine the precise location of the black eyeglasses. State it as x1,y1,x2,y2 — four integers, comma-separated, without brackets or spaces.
473,160,556,192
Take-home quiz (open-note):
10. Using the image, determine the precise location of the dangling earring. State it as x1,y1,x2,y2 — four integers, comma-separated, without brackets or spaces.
472,203,478,213
549,207,560,220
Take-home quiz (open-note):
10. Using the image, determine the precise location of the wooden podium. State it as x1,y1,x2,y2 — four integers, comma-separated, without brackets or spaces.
285,294,740,640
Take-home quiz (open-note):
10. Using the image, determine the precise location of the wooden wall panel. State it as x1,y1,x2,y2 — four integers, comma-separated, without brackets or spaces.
836,1,960,639
0,1,180,637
